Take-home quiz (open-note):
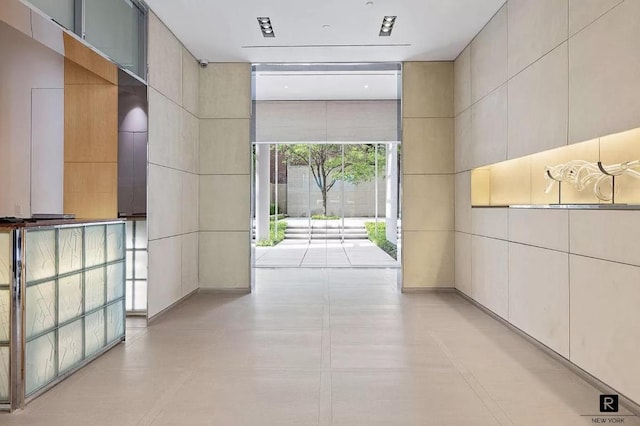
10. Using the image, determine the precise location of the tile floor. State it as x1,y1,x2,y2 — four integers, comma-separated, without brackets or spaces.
255,240,399,268
0,268,638,425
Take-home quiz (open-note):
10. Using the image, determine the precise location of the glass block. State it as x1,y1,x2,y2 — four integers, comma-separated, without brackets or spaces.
134,280,147,311
106,262,125,302
85,268,105,312
25,331,56,395
107,223,125,262
58,227,83,275
126,251,133,279
135,251,148,279
85,309,105,357
84,225,105,268
0,291,9,342
58,273,83,323
106,301,124,343
0,232,10,286
125,281,133,311
125,220,134,248
58,319,83,374
0,346,9,401
134,220,147,249
25,229,56,283
26,281,56,339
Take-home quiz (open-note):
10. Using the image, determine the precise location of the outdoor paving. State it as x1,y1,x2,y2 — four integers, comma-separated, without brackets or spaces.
254,239,399,268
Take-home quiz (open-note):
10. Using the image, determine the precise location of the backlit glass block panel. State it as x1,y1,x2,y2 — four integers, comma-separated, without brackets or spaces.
85,309,105,357
0,346,9,400
126,251,133,279
58,319,83,374
84,225,105,268
106,301,124,343
106,262,125,302
134,220,147,249
134,281,147,311
0,291,9,342
125,281,133,311
125,220,134,247
0,232,10,285
25,229,56,283
26,281,56,339
106,223,125,262
135,251,148,279
58,273,83,323
85,268,105,311
25,331,56,395
58,227,83,275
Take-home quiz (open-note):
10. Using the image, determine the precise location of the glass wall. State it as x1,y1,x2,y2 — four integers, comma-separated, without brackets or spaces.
25,0,146,79
26,0,75,32
85,0,145,77
254,142,399,267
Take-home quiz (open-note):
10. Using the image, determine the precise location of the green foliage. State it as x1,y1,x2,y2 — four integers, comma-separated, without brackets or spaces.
311,214,340,220
279,144,387,215
256,221,287,247
269,203,284,216
365,222,397,260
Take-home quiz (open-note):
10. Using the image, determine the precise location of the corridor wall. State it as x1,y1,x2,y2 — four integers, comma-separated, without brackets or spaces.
147,13,200,318
454,0,640,405
198,64,252,290
401,62,455,288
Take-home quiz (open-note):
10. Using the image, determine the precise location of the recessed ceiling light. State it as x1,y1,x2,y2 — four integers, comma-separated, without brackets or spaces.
364,84,369,89
366,1,374,5
379,16,396,36
322,24,331,29
257,17,275,37
284,85,289,89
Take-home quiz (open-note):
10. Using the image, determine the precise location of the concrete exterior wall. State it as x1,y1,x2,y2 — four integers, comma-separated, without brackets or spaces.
286,166,386,217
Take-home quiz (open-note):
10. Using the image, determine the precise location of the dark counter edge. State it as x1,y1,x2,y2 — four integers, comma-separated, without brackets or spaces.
0,218,125,230
472,204,640,210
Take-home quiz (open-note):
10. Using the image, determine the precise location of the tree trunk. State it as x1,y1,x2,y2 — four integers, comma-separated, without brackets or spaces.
321,187,328,216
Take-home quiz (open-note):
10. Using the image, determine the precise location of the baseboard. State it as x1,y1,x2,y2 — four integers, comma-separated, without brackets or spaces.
198,287,251,294
147,289,199,324
401,286,455,293
454,289,640,416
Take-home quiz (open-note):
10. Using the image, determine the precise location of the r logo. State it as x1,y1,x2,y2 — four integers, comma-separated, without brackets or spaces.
600,395,619,413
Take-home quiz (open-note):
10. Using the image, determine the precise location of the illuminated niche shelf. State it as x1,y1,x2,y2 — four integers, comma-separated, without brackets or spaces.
471,127,640,208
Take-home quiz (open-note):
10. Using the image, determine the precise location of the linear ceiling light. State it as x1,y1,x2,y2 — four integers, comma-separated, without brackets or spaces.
379,16,396,36
257,17,275,37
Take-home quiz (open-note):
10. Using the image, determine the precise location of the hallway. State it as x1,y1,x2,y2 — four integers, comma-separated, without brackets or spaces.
1,268,636,425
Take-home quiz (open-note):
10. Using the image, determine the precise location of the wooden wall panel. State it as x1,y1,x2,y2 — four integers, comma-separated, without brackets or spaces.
63,33,117,85
64,163,117,218
63,38,118,219
64,82,117,162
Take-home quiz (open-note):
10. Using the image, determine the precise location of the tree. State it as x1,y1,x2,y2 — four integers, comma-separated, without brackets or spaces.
279,144,386,216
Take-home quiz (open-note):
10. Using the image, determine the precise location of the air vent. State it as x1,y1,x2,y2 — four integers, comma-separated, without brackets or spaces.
379,16,396,36
257,17,275,38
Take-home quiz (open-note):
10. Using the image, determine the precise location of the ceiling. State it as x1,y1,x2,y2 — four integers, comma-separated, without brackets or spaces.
145,0,506,63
